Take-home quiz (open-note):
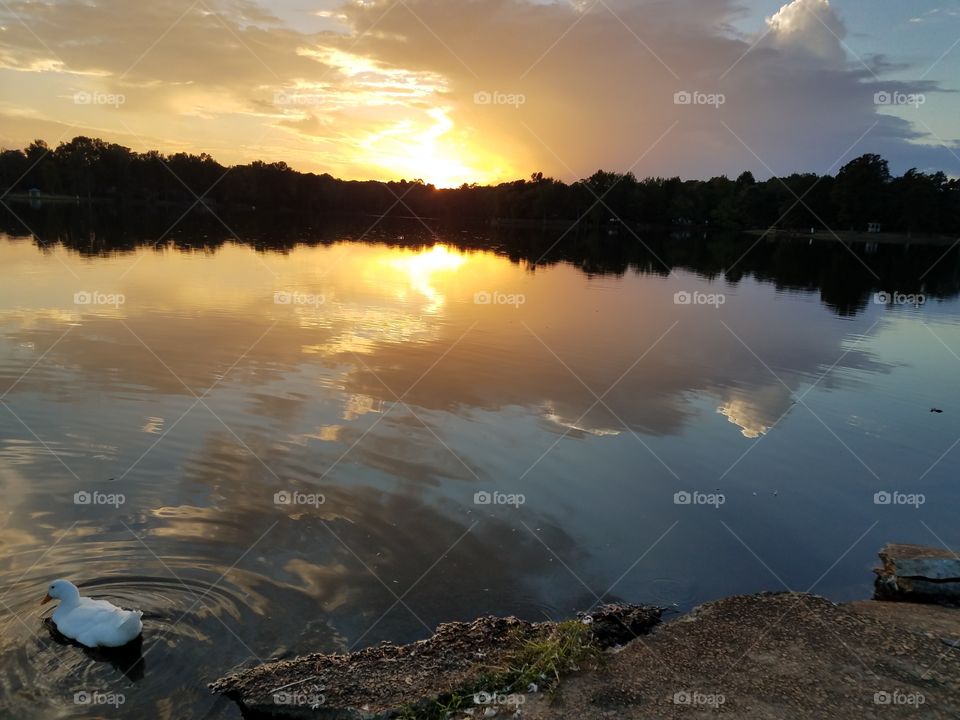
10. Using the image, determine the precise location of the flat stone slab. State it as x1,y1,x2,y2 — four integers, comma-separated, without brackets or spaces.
875,543,960,603
521,592,960,719
848,599,960,644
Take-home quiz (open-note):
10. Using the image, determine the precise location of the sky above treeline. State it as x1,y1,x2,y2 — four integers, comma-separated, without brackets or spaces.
1,0,958,186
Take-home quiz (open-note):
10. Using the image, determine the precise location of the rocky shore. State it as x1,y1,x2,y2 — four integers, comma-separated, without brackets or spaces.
212,544,960,718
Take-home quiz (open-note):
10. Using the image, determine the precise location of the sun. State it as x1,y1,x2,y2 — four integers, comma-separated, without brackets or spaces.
359,107,507,187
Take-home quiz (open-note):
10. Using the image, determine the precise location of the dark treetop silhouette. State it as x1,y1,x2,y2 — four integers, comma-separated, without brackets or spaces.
3,137,959,235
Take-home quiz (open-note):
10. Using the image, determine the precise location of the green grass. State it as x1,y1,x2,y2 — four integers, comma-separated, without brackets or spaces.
398,620,602,719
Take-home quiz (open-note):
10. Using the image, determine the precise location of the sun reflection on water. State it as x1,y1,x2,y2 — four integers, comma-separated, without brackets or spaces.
384,244,469,313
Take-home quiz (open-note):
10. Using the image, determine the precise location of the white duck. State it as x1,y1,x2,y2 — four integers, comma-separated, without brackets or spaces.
41,579,143,648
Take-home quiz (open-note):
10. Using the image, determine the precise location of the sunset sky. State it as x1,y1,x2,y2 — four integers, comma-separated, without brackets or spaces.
1,0,958,186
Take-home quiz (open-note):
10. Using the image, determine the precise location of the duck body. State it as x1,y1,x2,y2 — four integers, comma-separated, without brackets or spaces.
42,579,143,648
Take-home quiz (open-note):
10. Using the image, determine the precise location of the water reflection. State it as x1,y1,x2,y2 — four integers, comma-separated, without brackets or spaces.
385,244,468,312
3,204,959,316
44,623,146,683
1,219,959,718
717,388,790,439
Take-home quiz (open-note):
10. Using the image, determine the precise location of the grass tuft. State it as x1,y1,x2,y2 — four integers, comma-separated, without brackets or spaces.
399,620,602,719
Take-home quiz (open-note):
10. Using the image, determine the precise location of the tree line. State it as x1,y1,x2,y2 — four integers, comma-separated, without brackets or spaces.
2,136,958,234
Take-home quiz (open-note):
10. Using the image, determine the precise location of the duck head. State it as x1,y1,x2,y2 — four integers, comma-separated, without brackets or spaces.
41,579,80,606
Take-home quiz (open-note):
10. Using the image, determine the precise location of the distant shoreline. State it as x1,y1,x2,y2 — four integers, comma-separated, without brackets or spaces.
4,195,958,248
4,143,958,243
745,228,959,246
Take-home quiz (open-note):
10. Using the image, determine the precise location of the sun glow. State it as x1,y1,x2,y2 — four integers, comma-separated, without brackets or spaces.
360,108,504,187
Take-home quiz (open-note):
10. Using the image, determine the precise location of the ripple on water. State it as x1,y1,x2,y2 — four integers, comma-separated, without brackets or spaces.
0,564,286,719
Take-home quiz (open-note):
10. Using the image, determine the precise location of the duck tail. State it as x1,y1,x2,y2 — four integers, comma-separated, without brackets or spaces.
119,611,143,632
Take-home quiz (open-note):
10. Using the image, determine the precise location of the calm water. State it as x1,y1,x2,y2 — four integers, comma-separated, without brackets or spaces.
1,219,959,718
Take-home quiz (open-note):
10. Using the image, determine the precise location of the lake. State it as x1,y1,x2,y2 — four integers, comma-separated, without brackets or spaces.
1,213,959,718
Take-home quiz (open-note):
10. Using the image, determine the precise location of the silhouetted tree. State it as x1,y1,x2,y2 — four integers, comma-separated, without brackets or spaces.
833,154,891,231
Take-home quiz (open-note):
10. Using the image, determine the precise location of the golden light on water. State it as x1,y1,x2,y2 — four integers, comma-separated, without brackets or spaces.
391,244,469,274
386,244,469,313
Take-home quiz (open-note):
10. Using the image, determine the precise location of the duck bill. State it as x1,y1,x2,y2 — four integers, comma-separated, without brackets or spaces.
40,593,52,605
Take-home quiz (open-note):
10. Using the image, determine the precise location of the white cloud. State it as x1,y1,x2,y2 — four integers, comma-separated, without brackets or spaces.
765,0,848,65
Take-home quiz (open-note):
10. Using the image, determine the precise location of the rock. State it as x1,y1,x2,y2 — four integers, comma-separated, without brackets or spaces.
210,605,660,718
576,604,662,648
874,543,960,604
521,592,960,719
